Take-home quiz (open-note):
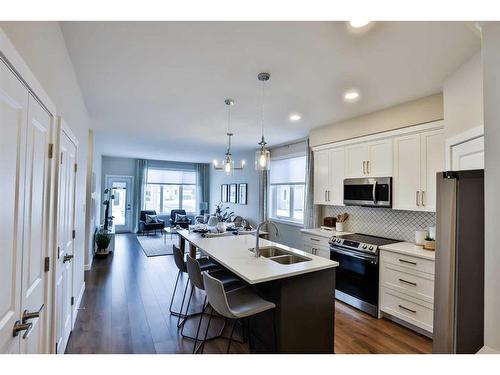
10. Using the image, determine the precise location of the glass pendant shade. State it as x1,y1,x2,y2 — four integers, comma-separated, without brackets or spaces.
255,147,271,171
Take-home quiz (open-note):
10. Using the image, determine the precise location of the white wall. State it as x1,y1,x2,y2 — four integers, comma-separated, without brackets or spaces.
443,52,483,140
0,22,92,311
482,22,500,352
209,150,260,226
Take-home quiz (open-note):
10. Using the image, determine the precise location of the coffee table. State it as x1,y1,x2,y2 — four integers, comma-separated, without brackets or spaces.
163,227,179,243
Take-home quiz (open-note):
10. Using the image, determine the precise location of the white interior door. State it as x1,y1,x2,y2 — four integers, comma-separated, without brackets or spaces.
105,175,134,233
393,134,422,210
0,60,28,354
19,94,52,354
54,122,77,354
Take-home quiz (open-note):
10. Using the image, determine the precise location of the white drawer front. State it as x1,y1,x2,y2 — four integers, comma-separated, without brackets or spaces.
381,250,435,275
301,233,330,248
302,242,331,259
381,263,434,304
380,287,433,333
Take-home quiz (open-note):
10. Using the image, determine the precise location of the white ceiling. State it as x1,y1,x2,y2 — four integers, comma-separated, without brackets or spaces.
60,21,480,163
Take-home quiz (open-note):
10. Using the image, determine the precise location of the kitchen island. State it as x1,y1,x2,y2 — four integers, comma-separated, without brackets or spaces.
177,229,339,353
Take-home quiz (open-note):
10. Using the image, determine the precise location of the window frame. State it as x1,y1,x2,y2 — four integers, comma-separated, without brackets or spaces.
144,182,197,215
269,182,305,225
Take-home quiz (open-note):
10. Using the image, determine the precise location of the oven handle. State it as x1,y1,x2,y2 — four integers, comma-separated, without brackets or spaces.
331,247,378,264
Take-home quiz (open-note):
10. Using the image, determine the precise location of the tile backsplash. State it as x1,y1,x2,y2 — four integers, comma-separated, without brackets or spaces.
324,206,436,243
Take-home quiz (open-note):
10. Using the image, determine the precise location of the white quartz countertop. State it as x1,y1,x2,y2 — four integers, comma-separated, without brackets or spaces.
178,230,339,284
379,242,436,260
300,228,352,239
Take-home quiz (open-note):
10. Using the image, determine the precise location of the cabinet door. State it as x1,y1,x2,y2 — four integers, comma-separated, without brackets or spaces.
420,129,444,211
313,149,329,204
366,139,393,177
393,134,421,210
316,247,331,259
345,143,367,178
329,147,345,205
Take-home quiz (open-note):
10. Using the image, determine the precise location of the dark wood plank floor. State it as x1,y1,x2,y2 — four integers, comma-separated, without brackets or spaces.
66,234,432,354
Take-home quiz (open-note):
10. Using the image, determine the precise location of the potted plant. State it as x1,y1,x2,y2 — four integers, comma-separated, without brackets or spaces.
95,228,113,256
424,235,436,251
214,202,234,233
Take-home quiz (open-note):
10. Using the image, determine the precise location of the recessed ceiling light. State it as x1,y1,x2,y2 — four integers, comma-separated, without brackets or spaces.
343,90,360,102
289,114,301,121
349,20,371,28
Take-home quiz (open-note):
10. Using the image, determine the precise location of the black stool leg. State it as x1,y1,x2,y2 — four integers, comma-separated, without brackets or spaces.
226,319,238,354
200,307,214,354
169,271,181,315
178,282,194,328
191,295,207,354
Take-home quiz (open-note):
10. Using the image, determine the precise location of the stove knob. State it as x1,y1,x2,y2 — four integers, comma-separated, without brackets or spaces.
369,246,374,251
337,239,342,243
362,244,367,249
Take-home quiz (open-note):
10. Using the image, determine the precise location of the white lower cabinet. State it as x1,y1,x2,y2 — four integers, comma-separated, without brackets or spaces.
301,233,331,259
379,249,435,335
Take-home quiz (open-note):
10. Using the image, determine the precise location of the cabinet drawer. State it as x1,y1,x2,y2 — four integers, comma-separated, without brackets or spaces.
301,234,330,248
380,287,433,333
381,263,434,303
380,250,435,275
302,242,331,259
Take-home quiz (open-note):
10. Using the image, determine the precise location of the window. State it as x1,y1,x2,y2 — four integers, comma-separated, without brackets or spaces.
269,156,306,224
143,167,197,215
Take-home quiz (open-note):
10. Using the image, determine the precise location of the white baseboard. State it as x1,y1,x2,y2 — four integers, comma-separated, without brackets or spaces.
72,282,85,327
84,255,93,271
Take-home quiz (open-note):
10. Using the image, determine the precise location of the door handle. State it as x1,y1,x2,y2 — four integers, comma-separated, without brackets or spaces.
13,320,33,339
421,191,425,206
398,258,417,266
416,191,420,206
398,304,417,314
63,254,74,263
310,238,320,242
398,278,417,286
22,304,44,323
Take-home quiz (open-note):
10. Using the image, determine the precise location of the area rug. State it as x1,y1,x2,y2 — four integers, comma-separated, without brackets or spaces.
136,234,175,257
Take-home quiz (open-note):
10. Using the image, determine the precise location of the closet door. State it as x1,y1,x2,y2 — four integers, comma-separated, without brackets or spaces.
20,94,52,354
0,61,28,354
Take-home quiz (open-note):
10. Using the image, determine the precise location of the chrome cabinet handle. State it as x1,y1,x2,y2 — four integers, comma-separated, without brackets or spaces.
22,304,44,323
416,191,420,206
398,278,417,286
362,161,366,174
398,304,417,314
13,320,33,339
399,258,417,266
327,190,330,201
367,160,370,174
324,191,327,202
63,254,74,263
421,191,425,206
310,238,320,242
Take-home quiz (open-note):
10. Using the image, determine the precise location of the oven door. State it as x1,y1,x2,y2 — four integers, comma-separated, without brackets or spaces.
343,177,391,207
330,246,379,316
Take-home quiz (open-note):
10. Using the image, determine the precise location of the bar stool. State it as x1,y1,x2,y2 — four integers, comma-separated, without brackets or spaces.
169,245,219,323
184,254,244,353
201,272,277,354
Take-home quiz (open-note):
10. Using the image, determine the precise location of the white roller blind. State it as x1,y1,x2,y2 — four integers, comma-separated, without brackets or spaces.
270,156,306,184
147,168,196,184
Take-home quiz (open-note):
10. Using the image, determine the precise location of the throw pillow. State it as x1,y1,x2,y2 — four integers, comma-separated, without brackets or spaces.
175,213,188,223
145,214,158,224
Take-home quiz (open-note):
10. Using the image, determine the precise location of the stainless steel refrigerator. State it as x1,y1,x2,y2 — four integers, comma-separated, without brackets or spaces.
433,170,484,354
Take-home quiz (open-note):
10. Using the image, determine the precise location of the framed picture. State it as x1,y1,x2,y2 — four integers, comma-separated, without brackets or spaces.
221,184,228,202
238,183,247,205
229,183,237,203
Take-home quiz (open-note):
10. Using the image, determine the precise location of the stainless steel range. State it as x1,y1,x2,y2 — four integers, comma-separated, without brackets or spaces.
329,233,399,317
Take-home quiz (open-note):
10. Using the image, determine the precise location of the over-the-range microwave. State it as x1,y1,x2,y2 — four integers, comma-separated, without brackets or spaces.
343,177,392,207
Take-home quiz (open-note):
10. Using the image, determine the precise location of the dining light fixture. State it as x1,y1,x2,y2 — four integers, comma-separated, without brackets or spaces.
255,72,271,171
213,99,245,175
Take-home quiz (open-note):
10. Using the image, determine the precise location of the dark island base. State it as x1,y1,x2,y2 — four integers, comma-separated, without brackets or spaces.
248,268,336,353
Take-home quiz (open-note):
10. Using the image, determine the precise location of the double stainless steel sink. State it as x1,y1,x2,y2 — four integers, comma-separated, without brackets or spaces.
249,246,311,265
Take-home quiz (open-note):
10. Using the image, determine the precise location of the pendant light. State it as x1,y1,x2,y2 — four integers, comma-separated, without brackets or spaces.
255,72,271,171
213,99,245,175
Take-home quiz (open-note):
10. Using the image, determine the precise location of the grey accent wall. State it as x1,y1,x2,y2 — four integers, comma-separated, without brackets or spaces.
209,150,260,227
324,206,436,243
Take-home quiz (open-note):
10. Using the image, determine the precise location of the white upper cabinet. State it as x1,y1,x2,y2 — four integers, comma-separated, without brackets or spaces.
393,128,444,212
345,139,393,178
345,143,367,178
313,149,330,205
329,147,345,205
366,139,393,177
393,134,422,211
420,129,445,211
313,147,345,205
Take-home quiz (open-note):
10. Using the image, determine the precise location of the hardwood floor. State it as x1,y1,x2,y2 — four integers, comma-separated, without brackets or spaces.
66,234,431,354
